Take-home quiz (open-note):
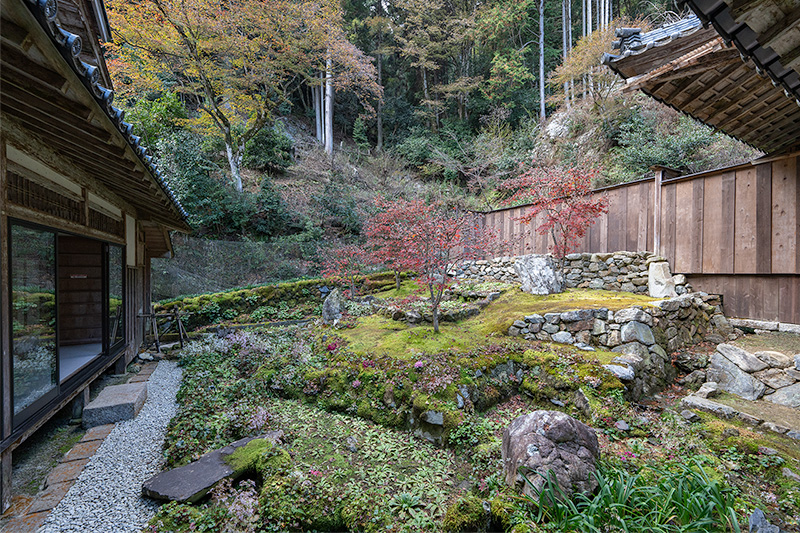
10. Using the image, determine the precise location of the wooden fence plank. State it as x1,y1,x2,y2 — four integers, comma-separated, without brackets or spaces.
734,167,757,273
721,171,736,273
661,183,677,266
772,156,797,273
702,173,722,273
756,163,772,273
674,181,692,272
691,178,704,272
626,184,639,252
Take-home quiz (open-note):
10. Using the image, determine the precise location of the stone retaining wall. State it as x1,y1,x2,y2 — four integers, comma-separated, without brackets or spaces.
452,251,691,295
507,293,733,400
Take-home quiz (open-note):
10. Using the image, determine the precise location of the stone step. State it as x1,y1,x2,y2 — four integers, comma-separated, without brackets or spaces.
82,383,147,429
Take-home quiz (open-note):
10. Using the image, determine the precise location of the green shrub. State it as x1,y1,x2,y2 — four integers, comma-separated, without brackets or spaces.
242,122,293,173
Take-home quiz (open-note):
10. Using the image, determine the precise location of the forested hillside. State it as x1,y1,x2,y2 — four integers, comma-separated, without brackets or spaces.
105,0,759,296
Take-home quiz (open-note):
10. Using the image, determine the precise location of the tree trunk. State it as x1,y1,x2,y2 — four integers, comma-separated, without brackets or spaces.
324,55,334,157
563,0,569,109
225,141,243,192
376,53,384,151
433,306,439,333
313,79,322,143
394,270,401,291
539,0,546,120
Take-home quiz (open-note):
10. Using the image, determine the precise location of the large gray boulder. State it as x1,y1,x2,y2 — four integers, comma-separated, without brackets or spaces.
502,411,599,501
321,288,343,325
708,353,766,400
763,383,800,408
514,255,564,295
648,262,677,298
716,344,768,373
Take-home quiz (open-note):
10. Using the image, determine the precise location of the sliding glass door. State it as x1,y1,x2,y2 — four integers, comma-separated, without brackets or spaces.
8,220,125,428
10,225,58,420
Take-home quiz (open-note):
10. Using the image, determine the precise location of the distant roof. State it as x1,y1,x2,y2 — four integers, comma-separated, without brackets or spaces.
603,9,800,154
7,0,190,229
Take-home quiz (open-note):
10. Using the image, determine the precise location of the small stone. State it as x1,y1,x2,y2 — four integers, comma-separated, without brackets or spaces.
696,381,718,399
508,326,521,337
760,421,789,434
551,331,574,344
620,321,655,345
614,420,630,431
749,508,780,533
782,467,800,482
722,428,739,438
574,342,595,351
680,410,700,423
757,446,778,456
753,351,793,369
753,368,795,389
550,399,565,407
613,308,652,326
513,320,527,329
603,364,634,381
346,436,358,452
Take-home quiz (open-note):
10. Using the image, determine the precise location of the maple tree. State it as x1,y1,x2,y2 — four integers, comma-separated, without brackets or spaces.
500,164,608,265
322,244,372,297
366,199,492,333
107,0,380,191
363,198,425,290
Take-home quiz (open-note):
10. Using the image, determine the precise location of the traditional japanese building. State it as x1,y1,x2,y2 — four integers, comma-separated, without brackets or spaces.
598,3,800,325
0,0,191,510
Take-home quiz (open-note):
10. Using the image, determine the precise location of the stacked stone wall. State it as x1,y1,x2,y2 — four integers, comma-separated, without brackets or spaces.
506,293,733,400
453,251,691,295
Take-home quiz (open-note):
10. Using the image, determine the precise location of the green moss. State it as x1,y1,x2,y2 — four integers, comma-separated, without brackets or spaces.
442,494,486,531
336,315,506,359
225,438,290,475
467,288,657,337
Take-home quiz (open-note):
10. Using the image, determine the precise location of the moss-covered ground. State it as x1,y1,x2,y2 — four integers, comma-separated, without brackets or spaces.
148,318,800,532
730,331,800,356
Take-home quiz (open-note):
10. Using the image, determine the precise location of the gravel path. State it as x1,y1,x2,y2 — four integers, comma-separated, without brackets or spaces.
39,361,182,533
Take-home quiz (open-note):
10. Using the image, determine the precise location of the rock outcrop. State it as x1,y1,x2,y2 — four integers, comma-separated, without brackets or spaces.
502,411,599,501
514,254,564,295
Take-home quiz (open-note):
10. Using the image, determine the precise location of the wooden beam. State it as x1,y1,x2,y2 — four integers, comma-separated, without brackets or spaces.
754,6,800,51
0,42,68,91
0,17,29,46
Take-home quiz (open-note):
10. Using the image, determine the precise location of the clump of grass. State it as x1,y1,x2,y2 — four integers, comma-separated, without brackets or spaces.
522,459,741,532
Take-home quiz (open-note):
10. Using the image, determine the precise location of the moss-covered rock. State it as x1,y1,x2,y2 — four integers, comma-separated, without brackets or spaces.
443,494,487,531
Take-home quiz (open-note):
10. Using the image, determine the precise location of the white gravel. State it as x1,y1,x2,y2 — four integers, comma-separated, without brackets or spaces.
39,361,182,533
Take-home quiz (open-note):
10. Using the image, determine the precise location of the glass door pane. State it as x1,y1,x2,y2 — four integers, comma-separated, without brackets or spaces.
10,224,57,416
108,245,124,347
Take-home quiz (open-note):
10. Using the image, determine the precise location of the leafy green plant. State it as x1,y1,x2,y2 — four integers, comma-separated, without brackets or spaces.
521,459,741,532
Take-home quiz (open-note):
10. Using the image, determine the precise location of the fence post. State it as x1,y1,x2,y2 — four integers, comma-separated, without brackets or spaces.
652,166,663,256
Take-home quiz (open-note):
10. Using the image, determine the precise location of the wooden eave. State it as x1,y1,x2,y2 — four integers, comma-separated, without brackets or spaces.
0,0,191,233
605,12,800,154
681,0,800,97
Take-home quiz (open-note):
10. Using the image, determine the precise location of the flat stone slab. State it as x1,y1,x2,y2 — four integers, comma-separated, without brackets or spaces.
680,395,737,418
142,431,283,503
763,383,800,409
82,382,147,429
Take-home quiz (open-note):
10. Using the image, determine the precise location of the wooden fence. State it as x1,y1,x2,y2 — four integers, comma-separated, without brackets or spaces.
477,155,800,324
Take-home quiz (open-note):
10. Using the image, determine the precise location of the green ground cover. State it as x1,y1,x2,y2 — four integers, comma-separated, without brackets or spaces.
148,321,800,532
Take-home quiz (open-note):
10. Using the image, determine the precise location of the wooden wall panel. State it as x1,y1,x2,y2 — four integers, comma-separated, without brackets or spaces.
734,167,757,273
755,163,772,273
673,181,694,272
606,189,625,251
688,274,800,324
771,157,797,273
660,183,677,267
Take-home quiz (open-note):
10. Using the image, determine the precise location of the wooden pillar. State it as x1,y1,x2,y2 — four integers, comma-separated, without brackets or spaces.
652,167,663,256
1,135,12,512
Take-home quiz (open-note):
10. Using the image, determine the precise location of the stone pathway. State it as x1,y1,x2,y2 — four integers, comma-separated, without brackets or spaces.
0,360,168,532
36,360,181,533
